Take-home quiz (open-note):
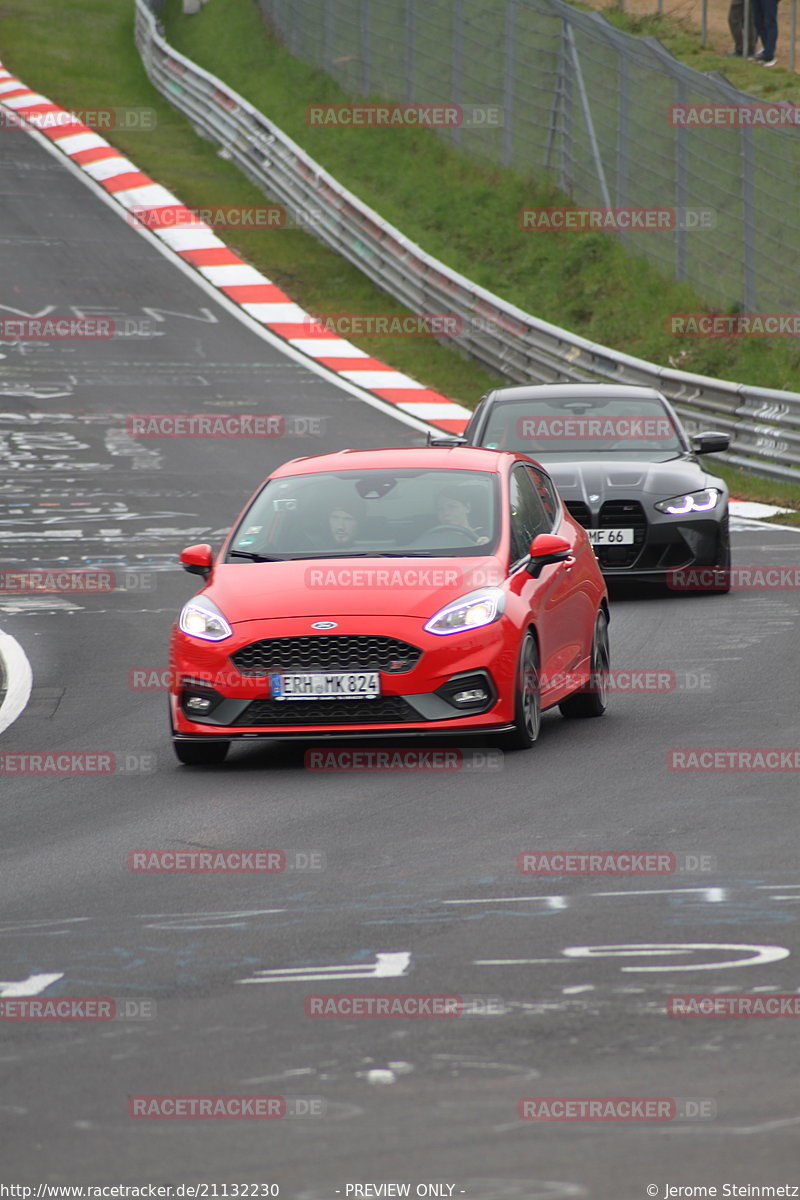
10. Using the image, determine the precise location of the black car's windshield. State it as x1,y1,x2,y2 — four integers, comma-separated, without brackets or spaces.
226,468,500,560
481,396,684,459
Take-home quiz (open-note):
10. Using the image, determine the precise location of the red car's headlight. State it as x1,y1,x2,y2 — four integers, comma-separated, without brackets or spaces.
424,587,505,636
178,596,233,642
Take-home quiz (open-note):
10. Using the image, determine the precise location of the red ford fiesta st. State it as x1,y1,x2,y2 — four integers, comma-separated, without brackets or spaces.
169,447,609,765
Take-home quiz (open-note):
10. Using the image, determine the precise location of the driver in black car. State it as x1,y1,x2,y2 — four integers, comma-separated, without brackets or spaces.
434,488,490,545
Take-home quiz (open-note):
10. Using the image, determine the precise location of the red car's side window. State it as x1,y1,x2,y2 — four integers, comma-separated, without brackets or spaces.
524,465,559,529
509,468,550,560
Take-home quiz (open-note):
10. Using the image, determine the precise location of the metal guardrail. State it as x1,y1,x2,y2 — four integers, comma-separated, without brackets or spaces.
134,0,800,482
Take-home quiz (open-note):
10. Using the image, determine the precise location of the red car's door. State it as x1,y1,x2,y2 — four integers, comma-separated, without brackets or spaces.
506,465,593,699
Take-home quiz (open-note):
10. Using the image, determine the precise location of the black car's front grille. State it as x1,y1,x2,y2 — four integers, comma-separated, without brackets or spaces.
232,696,420,726
231,635,422,676
565,501,591,528
597,500,648,568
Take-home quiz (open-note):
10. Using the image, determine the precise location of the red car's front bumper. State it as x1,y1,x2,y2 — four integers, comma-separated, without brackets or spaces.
169,614,520,740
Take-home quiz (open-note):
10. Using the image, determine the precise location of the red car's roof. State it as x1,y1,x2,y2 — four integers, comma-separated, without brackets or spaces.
270,446,518,478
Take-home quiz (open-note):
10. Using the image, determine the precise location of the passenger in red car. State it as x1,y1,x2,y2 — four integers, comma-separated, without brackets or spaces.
328,506,361,546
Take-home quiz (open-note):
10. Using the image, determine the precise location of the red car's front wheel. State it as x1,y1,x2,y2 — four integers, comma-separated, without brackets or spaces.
498,633,541,751
559,609,609,719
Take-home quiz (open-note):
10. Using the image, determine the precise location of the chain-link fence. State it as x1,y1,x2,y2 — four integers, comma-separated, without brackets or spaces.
256,0,800,315
134,0,800,479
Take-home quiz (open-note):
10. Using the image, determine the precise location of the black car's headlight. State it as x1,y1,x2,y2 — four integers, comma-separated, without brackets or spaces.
655,488,722,516
178,596,233,641
424,587,505,636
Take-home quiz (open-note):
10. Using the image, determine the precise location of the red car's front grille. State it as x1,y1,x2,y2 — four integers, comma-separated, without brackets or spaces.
231,696,420,726
230,635,422,676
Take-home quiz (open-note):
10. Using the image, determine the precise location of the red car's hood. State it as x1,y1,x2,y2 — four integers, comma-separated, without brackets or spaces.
206,556,506,623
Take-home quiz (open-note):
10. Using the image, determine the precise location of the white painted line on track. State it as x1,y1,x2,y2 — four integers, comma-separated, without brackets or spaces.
238,950,411,984
0,629,33,734
0,972,63,997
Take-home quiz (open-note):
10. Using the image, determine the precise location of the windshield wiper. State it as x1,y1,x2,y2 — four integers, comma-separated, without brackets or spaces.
228,550,285,562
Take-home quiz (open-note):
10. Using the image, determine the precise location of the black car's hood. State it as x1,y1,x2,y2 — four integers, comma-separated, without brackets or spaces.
541,454,724,508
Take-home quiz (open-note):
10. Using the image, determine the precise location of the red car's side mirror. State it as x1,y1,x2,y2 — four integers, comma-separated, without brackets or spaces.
527,533,572,577
180,543,213,579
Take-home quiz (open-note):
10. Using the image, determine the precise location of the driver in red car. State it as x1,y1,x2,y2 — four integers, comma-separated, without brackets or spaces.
434,488,490,545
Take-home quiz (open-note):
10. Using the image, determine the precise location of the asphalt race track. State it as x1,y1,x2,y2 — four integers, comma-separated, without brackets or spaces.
2,114,800,1199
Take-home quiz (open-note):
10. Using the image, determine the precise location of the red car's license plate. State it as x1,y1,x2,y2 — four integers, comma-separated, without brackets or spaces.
270,672,381,700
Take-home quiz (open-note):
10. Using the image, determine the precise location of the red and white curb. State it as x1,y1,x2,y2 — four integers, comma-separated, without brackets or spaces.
0,63,471,435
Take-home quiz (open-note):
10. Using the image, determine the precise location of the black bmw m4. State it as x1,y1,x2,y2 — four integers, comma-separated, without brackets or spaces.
457,384,731,589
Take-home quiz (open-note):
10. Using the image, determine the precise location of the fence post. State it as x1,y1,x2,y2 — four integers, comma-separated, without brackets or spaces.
790,0,797,71
674,78,688,283
565,25,611,206
502,0,516,167
616,48,629,214
741,125,756,312
323,0,334,73
405,0,416,102
360,0,370,94
451,0,464,147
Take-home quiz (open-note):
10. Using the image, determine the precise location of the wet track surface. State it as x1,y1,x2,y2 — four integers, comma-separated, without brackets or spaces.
1,119,800,1197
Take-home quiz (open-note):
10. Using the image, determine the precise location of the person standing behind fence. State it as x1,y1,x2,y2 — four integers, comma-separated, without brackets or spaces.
750,0,779,64
726,0,757,55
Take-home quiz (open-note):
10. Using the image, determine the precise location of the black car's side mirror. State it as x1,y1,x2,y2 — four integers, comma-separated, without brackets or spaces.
426,432,467,447
692,431,730,454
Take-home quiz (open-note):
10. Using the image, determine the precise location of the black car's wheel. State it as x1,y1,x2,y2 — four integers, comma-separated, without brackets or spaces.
498,633,541,750
173,739,230,766
559,609,609,719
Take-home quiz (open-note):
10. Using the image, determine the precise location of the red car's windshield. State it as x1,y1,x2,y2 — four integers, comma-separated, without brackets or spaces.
227,468,500,559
